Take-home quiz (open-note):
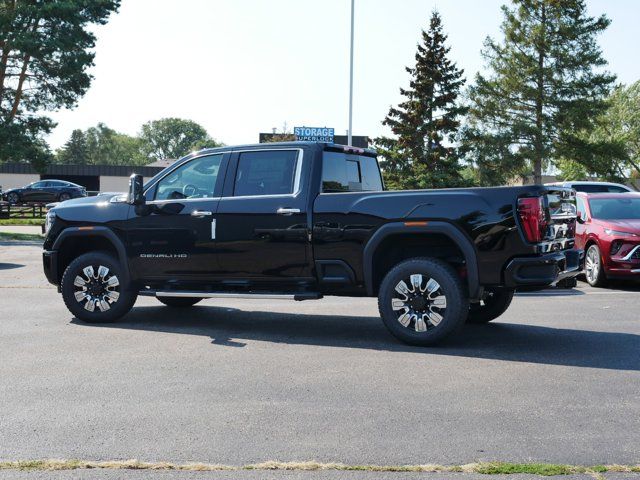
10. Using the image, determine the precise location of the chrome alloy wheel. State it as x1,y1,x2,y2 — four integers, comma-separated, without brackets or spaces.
585,247,600,284
391,274,447,332
73,265,120,312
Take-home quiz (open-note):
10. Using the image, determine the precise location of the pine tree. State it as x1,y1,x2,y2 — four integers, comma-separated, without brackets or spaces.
57,129,88,165
463,0,615,185
375,11,467,190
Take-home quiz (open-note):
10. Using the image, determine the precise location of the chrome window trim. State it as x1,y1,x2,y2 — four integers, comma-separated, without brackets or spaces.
225,148,304,200
143,152,226,203
145,197,222,206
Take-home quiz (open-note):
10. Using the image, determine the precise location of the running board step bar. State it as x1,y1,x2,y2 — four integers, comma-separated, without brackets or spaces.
142,291,323,301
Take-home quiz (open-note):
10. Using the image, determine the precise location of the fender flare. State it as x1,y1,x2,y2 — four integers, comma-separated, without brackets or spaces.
52,226,130,284
363,221,480,299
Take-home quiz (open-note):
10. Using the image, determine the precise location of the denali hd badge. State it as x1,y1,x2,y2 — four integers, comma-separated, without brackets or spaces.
140,254,188,258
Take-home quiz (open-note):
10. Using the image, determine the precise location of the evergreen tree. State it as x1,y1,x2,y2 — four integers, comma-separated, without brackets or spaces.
375,11,467,190
463,0,615,185
57,129,88,164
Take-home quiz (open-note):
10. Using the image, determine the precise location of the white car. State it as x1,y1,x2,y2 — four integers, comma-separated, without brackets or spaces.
545,181,634,193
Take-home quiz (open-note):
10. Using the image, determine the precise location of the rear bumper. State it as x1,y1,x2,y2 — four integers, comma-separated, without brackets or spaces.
504,249,584,289
43,250,59,286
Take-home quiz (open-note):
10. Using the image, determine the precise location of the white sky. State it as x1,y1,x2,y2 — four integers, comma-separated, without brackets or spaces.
47,0,640,150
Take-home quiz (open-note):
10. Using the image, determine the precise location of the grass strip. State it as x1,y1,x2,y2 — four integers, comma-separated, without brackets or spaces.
1,460,639,475
0,232,43,242
0,219,44,226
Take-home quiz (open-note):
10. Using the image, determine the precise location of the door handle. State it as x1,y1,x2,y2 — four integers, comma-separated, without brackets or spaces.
191,210,212,217
277,207,300,215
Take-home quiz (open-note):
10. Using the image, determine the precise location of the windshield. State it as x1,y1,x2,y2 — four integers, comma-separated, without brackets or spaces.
589,198,640,220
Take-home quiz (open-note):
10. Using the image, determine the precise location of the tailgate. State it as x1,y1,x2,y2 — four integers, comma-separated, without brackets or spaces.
542,187,577,251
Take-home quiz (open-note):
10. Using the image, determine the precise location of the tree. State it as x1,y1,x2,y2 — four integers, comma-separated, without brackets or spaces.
0,0,121,169
374,11,467,190
84,123,145,166
56,129,88,164
463,0,615,185
139,118,219,161
571,81,640,188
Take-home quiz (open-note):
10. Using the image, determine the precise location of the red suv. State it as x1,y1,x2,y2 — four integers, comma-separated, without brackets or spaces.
575,192,640,286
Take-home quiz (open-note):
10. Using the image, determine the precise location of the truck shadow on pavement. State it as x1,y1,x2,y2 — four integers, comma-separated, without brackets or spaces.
72,305,640,371
0,262,24,270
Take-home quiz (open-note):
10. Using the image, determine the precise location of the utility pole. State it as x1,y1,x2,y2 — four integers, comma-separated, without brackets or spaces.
348,0,355,146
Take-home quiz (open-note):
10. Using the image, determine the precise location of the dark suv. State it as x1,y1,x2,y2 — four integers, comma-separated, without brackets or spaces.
42,142,582,346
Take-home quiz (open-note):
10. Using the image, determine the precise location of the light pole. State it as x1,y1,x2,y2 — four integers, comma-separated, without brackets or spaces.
348,0,355,146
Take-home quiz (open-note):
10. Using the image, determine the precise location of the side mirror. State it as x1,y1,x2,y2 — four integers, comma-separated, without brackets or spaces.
127,174,145,206
576,211,585,224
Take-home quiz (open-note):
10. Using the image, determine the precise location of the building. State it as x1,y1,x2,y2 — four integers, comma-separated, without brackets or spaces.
0,163,164,193
259,133,370,149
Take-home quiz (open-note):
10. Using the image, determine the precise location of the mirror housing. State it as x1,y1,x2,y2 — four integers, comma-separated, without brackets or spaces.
576,211,585,224
127,174,145,206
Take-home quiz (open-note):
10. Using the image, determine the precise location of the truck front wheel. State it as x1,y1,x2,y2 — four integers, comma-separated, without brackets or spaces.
61,251,137,323
467,289,514,324
378,258,469,346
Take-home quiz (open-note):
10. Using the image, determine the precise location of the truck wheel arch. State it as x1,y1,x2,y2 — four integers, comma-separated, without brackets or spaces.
52,227,130,285
363,221,480,299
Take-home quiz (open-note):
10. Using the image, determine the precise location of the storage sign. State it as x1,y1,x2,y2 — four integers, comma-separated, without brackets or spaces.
294,126,334,142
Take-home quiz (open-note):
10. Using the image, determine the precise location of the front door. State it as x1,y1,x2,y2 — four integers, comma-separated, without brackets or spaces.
23,181,46,202
215,148,311,280
127,153,228,281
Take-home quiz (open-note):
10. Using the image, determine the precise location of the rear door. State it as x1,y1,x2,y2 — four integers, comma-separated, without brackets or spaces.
214,148,312,280
127,152,229,281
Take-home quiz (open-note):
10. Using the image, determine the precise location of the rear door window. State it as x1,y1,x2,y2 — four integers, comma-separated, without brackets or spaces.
233,150,299,197
574,184,608,193
606,186,629,193
322,152,383,192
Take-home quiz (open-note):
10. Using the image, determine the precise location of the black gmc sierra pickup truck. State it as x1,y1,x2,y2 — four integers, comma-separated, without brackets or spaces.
42,142,582,345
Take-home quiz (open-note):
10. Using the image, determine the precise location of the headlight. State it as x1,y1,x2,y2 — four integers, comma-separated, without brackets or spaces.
604,228,637,237
45,210,56,234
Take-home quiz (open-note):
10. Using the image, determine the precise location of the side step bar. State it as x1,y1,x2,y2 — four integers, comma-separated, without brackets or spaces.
145,291,322,301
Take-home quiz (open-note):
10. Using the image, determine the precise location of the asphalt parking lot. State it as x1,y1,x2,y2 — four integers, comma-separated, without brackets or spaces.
1,242,639,479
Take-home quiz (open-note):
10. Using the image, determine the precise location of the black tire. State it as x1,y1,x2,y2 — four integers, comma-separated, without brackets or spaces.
58,192,71,202
467,289,514,324
157,297,202,308
6,192,19,204
378,258,469,346
61,251,137,323
585,244,607,287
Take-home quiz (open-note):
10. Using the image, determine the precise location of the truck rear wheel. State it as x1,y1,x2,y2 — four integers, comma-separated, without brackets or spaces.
378,258,468,346
157,297,203,308
467,289,514,324
61,251,137,323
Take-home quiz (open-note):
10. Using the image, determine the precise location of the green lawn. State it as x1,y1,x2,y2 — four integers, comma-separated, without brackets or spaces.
0,218,44,226
0,232,43,242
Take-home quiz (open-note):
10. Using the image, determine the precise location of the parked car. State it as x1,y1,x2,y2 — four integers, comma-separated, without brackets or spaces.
2,180,86,204
575,192,640,286
546,181,634,193
42,142,582,346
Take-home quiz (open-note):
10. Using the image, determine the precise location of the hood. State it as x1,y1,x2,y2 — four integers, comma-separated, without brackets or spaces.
598,219,640,234
52,193,130,224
